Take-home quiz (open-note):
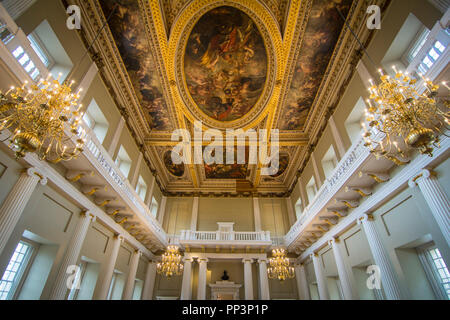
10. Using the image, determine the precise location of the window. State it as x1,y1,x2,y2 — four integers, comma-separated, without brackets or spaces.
107,271,120,300
67,261,86,300
418,244,450,300
0,17,14,44
27,33,52,68
150,197,158,218
132,279,143,300
405,27,430,63
417,41,447,74
115,146,132,178
136,176,147,201
321,146,338,180
427,247,450,299
345,97,367,145
0,241,33,300
83,99,109,144
306,177,317,204
12,45,40,80
295,198,303,218
27,20,73,83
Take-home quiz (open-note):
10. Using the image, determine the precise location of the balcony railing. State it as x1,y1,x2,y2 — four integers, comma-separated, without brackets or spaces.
284,134,370,245
179,230,272,243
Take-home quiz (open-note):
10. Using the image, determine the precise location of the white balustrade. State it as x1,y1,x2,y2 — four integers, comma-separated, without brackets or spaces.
285,135,371,246
179,230,271,243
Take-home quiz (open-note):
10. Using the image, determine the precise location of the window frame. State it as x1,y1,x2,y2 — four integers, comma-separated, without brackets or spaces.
417,242,450,300
0,239,38,300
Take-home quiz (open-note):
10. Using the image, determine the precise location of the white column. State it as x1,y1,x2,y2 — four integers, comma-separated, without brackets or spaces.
258,259,270,300
197,258,208,300
190,197,199,231
329,238,359,300
122,249,142,300
49,212,96,300
311,253,330,300
311,152,323,186
253,197,262,231
294,264,310,300
285,197,297,226
0,167,47,255
92,234,124,300
328,115,346,159
181,257,193,300
157,196,167,225
130,153,143,188
142,261,157,300
243,258,254,300
108,116,125,157
409,169,450,246
357,214,406,300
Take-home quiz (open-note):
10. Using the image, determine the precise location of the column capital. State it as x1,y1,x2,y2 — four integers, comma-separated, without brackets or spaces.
114,233,125,242
134,249,143,257
310,252,319,259
242,258,254,264
80,211,96,222
257,258,268,264
183,257,194,263
26,167,48,185
328,236,340,246
198,257,209,263
294,263,304,268
408,169,434,188
357,213,373,225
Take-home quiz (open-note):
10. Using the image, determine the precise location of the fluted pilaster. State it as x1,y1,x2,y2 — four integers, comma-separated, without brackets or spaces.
409,169,450,246
329,238,359,300
0,168,47,255
311,253,330,300
92,234,123,300
122,249,142,300
294,264,310,300
180,257,193,300
243,258,254,300
197,258,208,300
142,261,157,300
258,259,270,300
358,214,406,300
49,212,95,300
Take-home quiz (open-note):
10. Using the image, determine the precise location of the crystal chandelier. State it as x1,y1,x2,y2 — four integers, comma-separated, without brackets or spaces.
157,245,184,278
0,73,86,162
362,67,449,159
267,248,294,281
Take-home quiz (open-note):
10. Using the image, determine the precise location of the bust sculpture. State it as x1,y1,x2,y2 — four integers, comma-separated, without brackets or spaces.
221,270,230,281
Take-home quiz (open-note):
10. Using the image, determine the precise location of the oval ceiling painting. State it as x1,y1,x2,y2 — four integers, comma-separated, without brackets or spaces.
163,151,185,177
184,6,268,122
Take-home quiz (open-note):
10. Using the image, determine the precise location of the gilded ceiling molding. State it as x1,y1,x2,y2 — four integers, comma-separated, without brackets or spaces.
253,0,305,187
140,0,199,188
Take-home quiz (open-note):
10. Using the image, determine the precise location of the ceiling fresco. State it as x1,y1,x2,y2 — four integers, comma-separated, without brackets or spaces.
87,0,377,195
100,0,171,131
163,150,185,177
279,0,352,130
184,6,268,122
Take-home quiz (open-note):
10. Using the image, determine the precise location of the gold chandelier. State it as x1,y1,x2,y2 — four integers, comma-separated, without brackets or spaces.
362,67,449,160
0,73,86,162
267,248,294,281
157,245,184,279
